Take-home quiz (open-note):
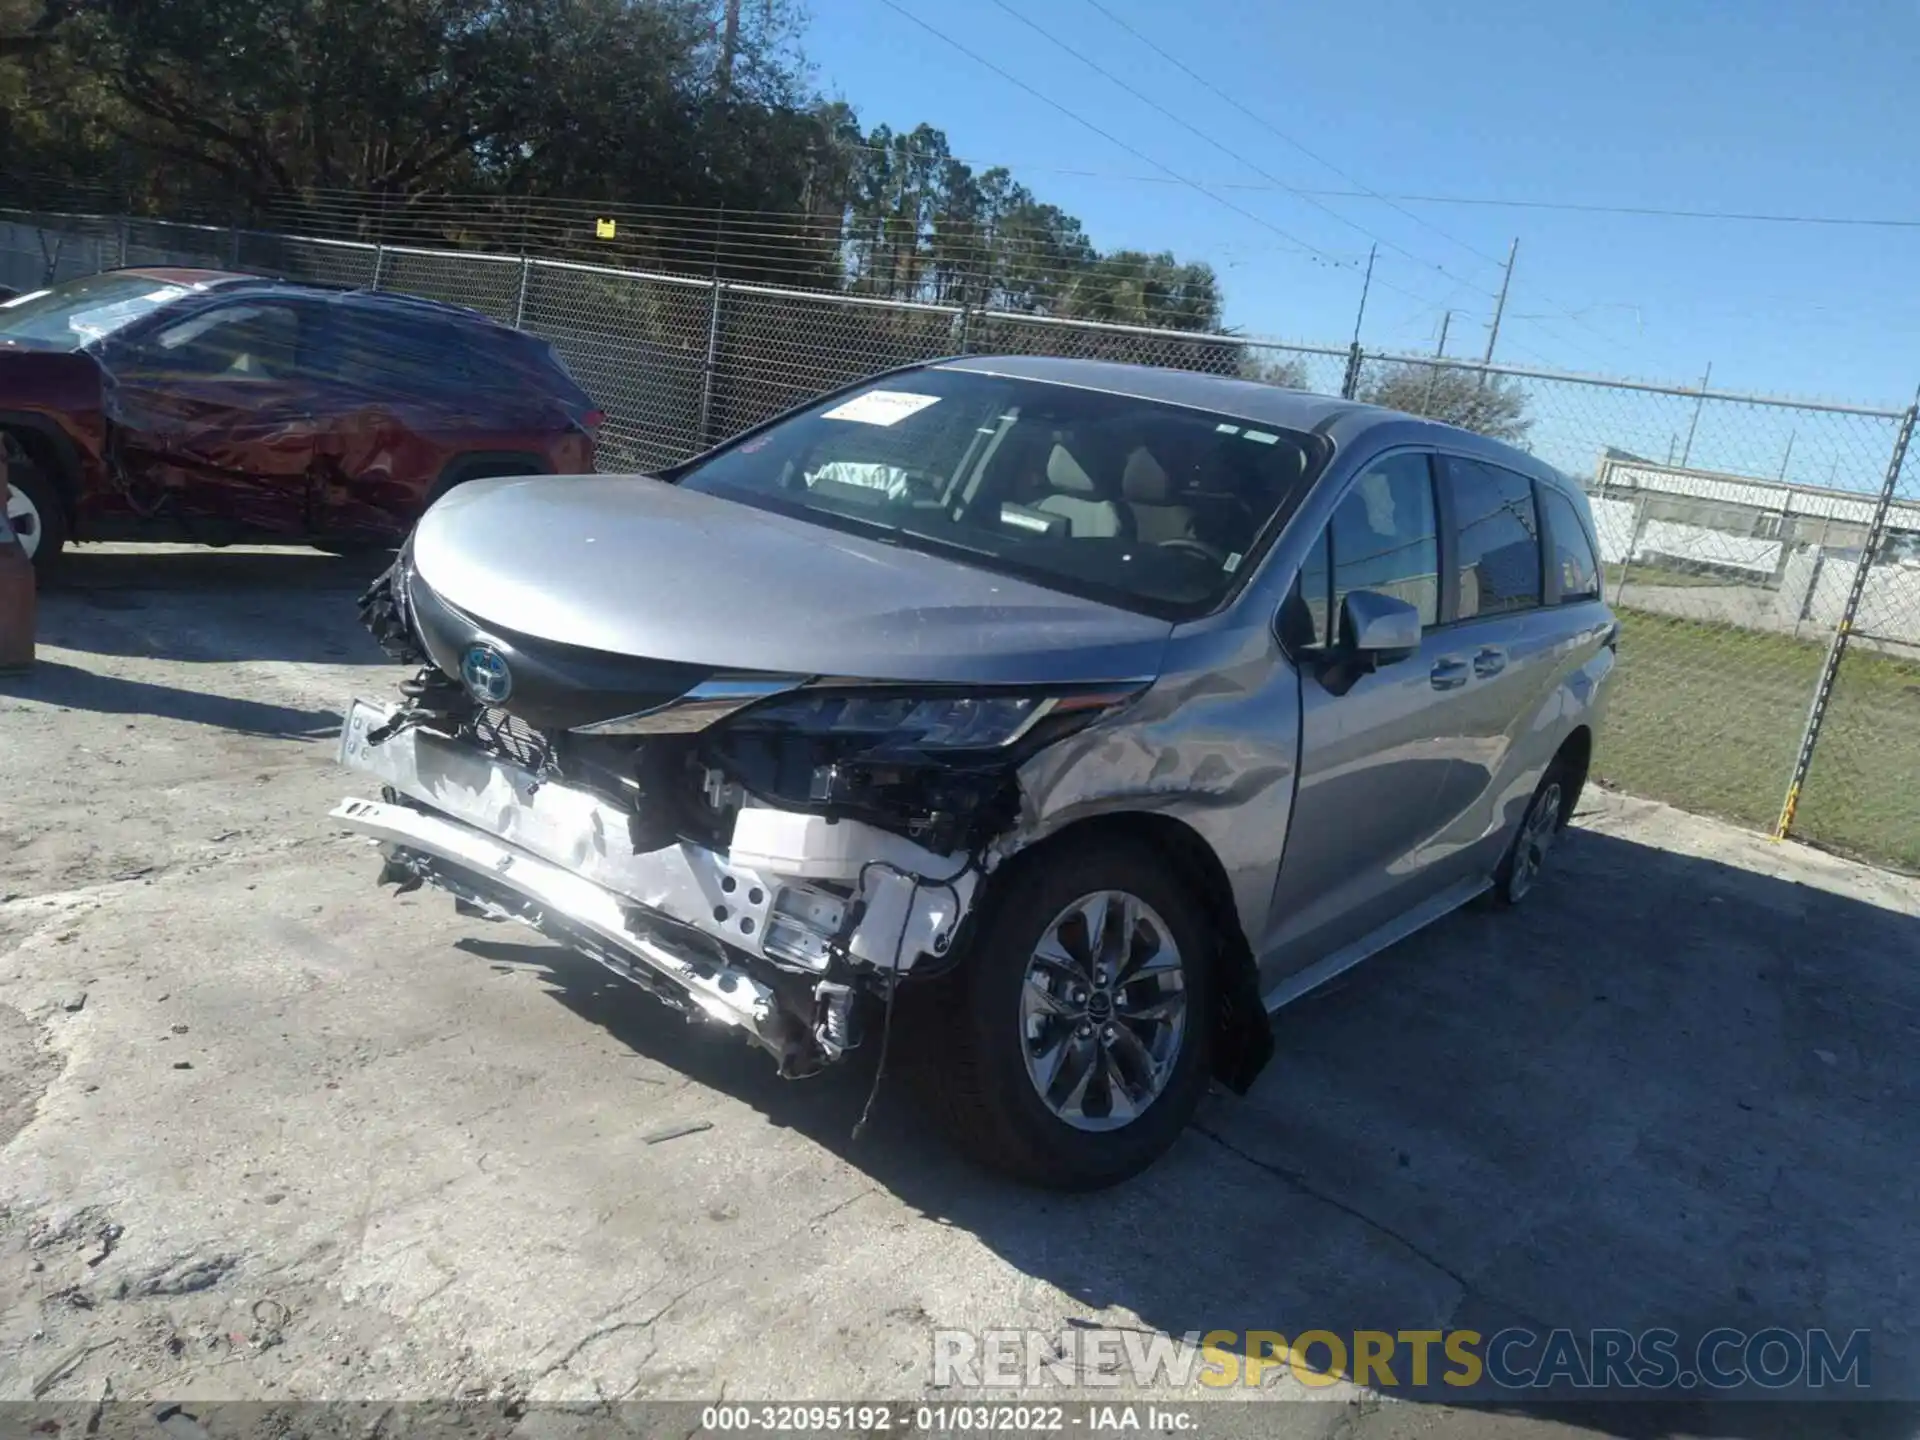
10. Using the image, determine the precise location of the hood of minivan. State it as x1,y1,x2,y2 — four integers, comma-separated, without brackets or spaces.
410,473,1172,685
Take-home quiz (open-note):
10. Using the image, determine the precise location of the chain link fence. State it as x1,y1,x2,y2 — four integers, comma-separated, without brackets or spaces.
4,208,1916,870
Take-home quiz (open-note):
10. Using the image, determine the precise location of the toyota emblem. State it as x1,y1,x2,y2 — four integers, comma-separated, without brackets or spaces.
460,644,512,704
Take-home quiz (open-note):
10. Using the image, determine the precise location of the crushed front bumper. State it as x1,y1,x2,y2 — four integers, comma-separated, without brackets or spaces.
331,701,978,1068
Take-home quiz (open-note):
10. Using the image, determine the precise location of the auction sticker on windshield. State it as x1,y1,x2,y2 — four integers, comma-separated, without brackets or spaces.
821,390,941,426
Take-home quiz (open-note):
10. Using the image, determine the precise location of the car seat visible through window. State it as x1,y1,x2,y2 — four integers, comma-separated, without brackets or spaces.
1034,442,1124,538
1121,446,1197,546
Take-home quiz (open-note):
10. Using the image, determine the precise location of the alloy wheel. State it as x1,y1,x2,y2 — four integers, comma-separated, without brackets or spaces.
5,483,39,560
1019,889,1187,1132
1508,780,1564,902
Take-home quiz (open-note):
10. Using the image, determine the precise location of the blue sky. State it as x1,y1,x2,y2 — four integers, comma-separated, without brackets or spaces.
801,0,1919,426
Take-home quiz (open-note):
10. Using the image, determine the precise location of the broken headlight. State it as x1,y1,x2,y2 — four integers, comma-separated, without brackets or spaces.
733,688,1134,752
708,687,1145,851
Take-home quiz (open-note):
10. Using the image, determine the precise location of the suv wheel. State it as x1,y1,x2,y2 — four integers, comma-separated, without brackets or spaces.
1494,760,1571,906
4,454,66,570
921,836,1213,1189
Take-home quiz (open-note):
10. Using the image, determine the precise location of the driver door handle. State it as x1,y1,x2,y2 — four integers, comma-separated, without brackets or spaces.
1473,646,1507,678
1430,657,1470,690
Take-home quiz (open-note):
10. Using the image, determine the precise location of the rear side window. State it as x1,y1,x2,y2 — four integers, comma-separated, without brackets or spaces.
1330,452,1440,629
329,308,474,393
1442,457,1542,620
1538,485,1601,603
134,301,318,379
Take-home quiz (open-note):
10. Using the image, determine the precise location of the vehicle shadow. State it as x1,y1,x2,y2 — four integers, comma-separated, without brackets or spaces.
455,820,1920,1431
0,659,341,738
30,549,394,665
45,546,393,593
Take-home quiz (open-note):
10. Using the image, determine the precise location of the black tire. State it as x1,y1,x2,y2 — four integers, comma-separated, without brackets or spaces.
1491,755,1576,908
4,453,67,572
916,835,1215,1190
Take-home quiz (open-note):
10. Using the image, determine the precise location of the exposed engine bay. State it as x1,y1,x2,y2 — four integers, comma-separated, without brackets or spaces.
335,552,1138,1079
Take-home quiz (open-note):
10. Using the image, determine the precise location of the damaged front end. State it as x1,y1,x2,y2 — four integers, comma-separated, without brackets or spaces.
336,550,1140,1078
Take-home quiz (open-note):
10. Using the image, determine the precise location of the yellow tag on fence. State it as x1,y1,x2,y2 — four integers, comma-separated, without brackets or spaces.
595,217,616,240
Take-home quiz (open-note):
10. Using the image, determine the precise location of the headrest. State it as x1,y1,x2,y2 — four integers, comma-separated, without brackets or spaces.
1122,446,1171,503
1046,443,1096,493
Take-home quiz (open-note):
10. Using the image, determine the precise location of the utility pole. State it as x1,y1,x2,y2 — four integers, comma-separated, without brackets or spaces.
1680,361,1712,468
1421,310,1451,416
1341,243,1376,401
1350,243,1377,348
1482,237,1518,368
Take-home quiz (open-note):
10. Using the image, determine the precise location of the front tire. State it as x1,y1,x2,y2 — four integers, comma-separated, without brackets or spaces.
920,836,1213,1190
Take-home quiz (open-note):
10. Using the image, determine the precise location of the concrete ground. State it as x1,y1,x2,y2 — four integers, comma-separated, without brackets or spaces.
2,545,1919,1439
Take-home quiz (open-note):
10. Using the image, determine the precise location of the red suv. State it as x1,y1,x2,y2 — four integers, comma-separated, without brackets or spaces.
0,269,602,567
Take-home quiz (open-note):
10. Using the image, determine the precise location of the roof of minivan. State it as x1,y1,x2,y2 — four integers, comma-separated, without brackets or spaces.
934,353,1562,483
936,354,1356,432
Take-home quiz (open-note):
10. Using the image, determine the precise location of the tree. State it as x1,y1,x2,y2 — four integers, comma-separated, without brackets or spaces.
1,0,1226,323
1059,250,1221,331
1239,353,1310,390
1360,362,1533,443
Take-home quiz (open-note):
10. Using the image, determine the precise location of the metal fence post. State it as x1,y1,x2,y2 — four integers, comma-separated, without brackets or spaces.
512,256,531,329
370,243,386,291
957,302,973,356
1341,343,1362,400
228,225,242,268
1774,396,1918,839
1612,493,1650,605
115,216,129,270
698,279,726,449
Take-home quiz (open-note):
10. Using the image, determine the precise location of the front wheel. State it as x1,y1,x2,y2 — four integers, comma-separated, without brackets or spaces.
919,836,1213,1190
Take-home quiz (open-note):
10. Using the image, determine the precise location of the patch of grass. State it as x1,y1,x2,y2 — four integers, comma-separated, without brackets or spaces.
1594,608,1920,871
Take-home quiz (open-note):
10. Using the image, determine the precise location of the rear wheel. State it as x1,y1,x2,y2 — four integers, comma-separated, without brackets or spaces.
1493,758,1574,907
919,836,1213,1190
4,453,66,570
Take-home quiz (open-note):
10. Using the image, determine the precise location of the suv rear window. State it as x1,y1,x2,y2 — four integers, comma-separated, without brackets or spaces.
1539,484,1602,603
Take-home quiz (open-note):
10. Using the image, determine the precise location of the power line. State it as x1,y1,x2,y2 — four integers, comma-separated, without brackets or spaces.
869,0,1459,321
1058,0,1638,364
1328,191,1920,229
1075,0,1506,270
981,0,1496,306
1059,0,1643,368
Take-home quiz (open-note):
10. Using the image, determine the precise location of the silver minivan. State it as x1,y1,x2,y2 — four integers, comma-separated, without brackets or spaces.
334,356,1616,1189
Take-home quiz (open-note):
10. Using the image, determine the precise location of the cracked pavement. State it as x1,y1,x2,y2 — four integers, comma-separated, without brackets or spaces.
2,546,1919,1440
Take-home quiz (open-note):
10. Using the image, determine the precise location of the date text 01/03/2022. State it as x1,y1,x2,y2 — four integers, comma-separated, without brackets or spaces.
695,1403,1198,1433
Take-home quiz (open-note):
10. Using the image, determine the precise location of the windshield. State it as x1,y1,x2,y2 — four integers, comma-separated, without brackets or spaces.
676,368,1330,619
0,274,194,350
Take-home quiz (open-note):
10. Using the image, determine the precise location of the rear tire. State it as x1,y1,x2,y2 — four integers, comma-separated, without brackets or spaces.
3,453,67,571
1492,757,1574,907
918,836,1214,1190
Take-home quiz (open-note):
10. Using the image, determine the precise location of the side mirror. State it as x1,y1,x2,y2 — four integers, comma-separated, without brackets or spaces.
1340,590,1421,666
